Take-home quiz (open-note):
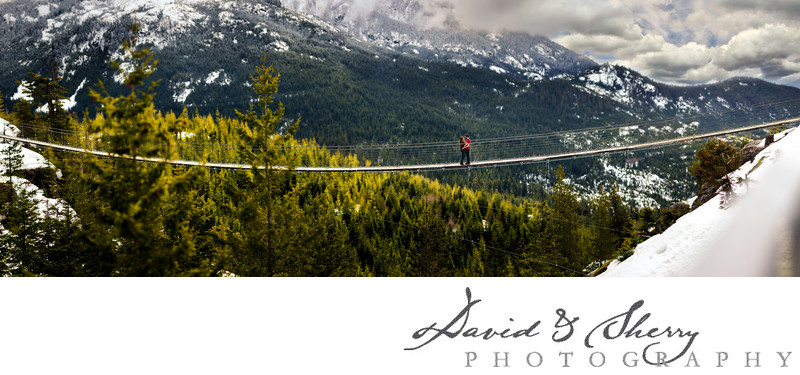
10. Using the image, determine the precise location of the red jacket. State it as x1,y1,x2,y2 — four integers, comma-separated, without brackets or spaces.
464,138,471,150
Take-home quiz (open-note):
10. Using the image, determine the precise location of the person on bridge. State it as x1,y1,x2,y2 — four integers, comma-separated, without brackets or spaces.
459,136,467,165
461,134,471,166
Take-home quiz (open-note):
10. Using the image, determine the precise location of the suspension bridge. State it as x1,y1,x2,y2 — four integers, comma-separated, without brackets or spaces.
2,97,800,173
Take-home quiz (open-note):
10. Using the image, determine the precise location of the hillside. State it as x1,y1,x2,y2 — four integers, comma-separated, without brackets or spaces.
2,0,799,144
600,127,800,276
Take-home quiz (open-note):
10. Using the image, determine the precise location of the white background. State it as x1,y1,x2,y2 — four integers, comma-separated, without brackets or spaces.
1,278,796,374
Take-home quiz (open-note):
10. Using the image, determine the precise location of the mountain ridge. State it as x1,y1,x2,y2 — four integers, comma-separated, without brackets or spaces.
283,0,599,80
2,0,800,208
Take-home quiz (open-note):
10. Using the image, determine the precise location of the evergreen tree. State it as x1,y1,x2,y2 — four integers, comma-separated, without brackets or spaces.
590,185,615,261
233,56,300,276
72,22,199,276
548,166,581,269
18,69,69,133
1,138,23,175
0,181,42,275
0,89,6,115
0,138,42,275
409,202,448,276
12,99,36,128
461,245,486,276
688,139,740,191
590,185,631,261
520,202,570,276
607,185,631,248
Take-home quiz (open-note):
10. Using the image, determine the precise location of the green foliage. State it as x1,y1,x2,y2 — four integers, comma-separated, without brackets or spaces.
12,99,37,127
768,126,787,135
62,23,202,276
655,202,690,234
688,138,741,191
17,70,70,132
0,179,42,275
590,185,615,260
31,101,652,277
0,139,71,276
231,56,301,276
1,139,23,176
547,166,582,269
3,25,697,278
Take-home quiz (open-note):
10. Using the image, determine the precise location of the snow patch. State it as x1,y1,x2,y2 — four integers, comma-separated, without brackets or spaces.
271,40,289,52
489,65,507,75
63,78,88,111
652,95,668,109
205,70,221,84
11,83,31,102
37,4,51,18
0,118,20,137
172,81,193,103
0,118,60,175
600,159,671,207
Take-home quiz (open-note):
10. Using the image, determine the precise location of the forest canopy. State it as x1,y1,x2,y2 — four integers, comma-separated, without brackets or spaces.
0,24,675,277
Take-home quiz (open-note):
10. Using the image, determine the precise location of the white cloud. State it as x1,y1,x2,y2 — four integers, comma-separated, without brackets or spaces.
283,0,800,87
630,42,714,75
716,24,800,71
557,32,667,58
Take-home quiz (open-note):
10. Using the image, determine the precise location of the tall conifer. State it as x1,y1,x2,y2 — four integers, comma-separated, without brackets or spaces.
75,22,197,276
234,56,300,275
548,166,581,269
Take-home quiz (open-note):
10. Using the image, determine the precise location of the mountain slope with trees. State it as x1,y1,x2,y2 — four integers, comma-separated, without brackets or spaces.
1,25,683,277
2,0,800,211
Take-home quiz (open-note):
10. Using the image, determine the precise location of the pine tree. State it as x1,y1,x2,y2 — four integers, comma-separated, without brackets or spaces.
0,138,42,275
0,90,6,115
590,185,616,261
1,138,23,176
548,166,581,269
73,22,198,276
12,99,36,128
0,182,42,275
520,202,570,276
688,139,740,191
19,69,69,133
591,185,632,261
233,56,300,275
607,185,631,248
410,202,447,276
461,245,486,276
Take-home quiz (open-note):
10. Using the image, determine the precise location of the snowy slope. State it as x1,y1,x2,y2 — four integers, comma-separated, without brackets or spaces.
0,118,71,221
601,127,800,276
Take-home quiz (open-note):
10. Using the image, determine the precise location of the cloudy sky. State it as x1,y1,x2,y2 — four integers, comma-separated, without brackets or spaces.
286,0,800,88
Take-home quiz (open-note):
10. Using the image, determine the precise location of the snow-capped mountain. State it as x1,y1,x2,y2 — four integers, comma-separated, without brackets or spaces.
573,64,800,119
2,0,800,209
0,0,363,121
282,0,598,80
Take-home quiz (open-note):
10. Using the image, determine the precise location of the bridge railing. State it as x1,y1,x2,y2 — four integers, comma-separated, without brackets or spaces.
4,97,800,170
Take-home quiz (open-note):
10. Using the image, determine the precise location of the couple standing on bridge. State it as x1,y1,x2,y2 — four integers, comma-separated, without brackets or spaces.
459,134,471,165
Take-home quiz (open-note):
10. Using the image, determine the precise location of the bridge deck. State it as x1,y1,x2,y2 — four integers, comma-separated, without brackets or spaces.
2,117,798,173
